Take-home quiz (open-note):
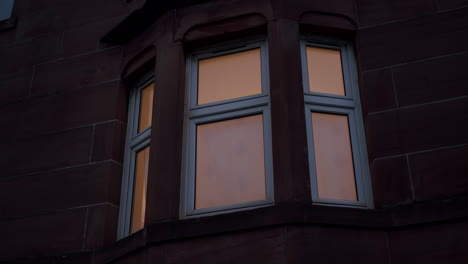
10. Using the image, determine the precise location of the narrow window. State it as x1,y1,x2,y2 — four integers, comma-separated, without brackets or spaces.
118,74,154,238
0,0,14,21
182,40,274,217
301,37,373,207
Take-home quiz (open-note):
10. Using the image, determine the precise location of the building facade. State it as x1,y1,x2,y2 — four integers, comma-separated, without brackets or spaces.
1,0,468,263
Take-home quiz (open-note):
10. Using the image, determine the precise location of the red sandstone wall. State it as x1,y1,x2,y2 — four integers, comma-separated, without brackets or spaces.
0,0,144,258
0,0,467,263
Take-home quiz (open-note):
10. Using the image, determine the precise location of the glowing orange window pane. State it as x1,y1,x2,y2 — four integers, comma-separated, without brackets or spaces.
131,146,150,233
306,47,345,96
311,113,357,201
195,115,266,209
138,83,154,133
197,49,262,105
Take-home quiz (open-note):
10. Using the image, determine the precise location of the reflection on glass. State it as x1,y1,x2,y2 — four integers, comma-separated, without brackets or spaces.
131,146,150,233
138,83,154,133
197,49,262,105
311,112,357,201
195,115,266,209
306,47,345,96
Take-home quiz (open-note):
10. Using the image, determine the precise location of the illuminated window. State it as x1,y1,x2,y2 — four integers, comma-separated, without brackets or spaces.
181,40,274,217
118,74,154,237
301,37,373,207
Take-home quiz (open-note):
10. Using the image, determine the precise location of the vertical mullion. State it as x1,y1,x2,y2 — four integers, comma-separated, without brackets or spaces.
262,107,274,204
300,40,311,95
347,111,366,203
304,105,320,202
186,118,197,215
118,84,139,239
190,57,198,109
260,41,270,97
124,148,137,235
340,45,354,100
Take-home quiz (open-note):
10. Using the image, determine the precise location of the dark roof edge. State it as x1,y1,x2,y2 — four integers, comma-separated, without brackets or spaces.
101,1,162,44
101,0,210,44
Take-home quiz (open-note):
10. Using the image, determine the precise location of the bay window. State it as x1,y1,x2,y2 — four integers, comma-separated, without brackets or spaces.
118,35,373,238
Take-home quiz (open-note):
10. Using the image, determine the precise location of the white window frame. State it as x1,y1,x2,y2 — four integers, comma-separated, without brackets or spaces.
180,39,275,218
300,35,373,208
117,73,154,238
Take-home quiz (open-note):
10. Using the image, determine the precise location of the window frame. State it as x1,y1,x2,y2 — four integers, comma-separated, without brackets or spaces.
180,39,275,218
300,35,373,208
117,73,154,238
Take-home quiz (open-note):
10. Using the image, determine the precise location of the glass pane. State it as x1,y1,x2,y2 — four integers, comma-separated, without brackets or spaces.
138,83,154,133
0,0,14,21
197,49,262,105
306,46,345,96
195,115,266,209
311,112,357,201
131,146,150,233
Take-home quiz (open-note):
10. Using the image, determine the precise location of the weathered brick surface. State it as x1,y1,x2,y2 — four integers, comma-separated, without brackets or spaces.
84,204,119,251
0,161,121,220
358,7,468,70
0,28,16,46
409,144,468,201
0,69,31,105
366,97,468,158
163,228,285,264
393,52,468,107
371,156,413,207
356,0,437,27
0,81,126,140
286,226,390,264
14,0,138,40
63,16,124,57
439,0,468,10
0,0,467,262
31,47,123,95
0,0,137,262
389,221,468,264
361,68,397,113
91,121,126,163
0,208,87,260
0,126,93,178
0,35,62,79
